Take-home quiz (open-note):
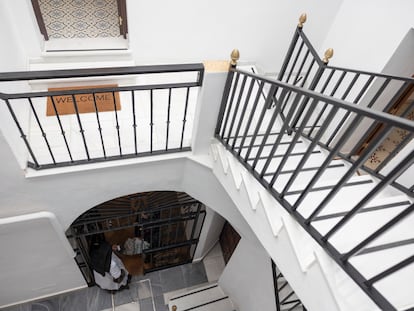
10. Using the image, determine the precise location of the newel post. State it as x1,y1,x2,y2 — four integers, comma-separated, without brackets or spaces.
214,49,240,138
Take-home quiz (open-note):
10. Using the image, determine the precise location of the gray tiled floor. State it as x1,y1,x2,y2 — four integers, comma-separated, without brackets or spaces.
3,262,208,311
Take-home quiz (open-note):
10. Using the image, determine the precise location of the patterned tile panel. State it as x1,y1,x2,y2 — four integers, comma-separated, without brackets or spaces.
38,0,120,39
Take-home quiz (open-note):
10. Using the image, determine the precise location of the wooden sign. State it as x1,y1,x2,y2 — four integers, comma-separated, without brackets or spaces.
46,84,121,116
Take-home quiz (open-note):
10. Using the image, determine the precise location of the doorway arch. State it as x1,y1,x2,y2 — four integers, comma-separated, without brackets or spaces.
66,190,206,285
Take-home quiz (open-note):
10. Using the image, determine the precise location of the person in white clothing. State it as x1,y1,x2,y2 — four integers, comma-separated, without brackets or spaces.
89,240,129,291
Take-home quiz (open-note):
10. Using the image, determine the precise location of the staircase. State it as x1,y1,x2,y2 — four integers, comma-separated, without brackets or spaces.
167,283,236,311
211,56,414,310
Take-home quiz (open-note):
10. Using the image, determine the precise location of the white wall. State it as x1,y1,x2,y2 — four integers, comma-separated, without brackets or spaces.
219,236,277,311
193,206,226,260
0,212,86,308
0,127,258,306
1,0,343,73
192,70,228,155
122,0,343,72
320,0,414,73
0,0,42,63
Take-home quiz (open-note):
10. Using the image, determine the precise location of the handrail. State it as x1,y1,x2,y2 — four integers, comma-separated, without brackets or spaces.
216,47,414,310
236,68,414,132
276,14,414,139
0,63,205,82
0,63,204,169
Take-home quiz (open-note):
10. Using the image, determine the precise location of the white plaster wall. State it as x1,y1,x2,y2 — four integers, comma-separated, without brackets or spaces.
192,71,227,155
1,0,343,72
123,0,343,72
0,0,42,62
193,206,226,260
320,0,414,73
219,236,277,311
0,212,86,308
0,129,257,307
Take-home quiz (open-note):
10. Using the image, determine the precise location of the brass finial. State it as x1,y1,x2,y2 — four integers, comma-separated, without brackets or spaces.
322,48,334,64
172,306,177,311
298,13,307,28
230,49,240,67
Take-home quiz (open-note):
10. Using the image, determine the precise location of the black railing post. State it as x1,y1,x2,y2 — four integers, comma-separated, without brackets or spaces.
290,48,333,129
275,13,306,101
271,260,282,311
3,98,40,168
215,49,240,137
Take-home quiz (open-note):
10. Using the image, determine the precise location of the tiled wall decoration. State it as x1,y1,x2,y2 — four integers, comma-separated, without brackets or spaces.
38,0,120,39
366,93,414,170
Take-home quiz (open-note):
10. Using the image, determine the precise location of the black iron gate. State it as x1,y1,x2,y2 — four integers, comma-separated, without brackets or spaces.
66,191,206,285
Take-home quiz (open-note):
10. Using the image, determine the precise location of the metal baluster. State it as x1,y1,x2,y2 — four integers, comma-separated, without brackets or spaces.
166,88,172,150
324,75,375,147
92,92,106,158
366,254,414,287
290,59,325,129
71,94,90,160
275,16,304,88
220,73,240,140
280,291,295,304
298,58,316,88
293,49,311,85
180,87,190,149
353,75,375,104
342,203,414,261
271,260,282,311
292,113,363,210
251,85,281,169
324,74,361,146
259,91,300,181
324,150,414,240
50,95,73,163
131,90,138,155
226,75,248,145
244,85,277,163
366,78,391,108
28,97,56,164
236,81,265,156
4,98,40,168
280,105,339,195
270,98,319,185
150,89,154,153
306,124,396,223
112,91,122,156
307,69,336,137
215,52,239,137
287,302,302,311
231,78,255,150
284,40,305,85
189,204,202,241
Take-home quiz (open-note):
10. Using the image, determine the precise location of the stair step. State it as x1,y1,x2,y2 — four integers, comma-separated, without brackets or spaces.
168,284,233,311
286,175,381,218
313,197,412,252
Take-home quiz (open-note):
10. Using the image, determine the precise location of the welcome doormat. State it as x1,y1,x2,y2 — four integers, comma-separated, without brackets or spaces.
46,84,121,116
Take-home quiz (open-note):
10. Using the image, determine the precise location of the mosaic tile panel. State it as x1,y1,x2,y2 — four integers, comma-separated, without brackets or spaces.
365,92,414,170
38,0,120,39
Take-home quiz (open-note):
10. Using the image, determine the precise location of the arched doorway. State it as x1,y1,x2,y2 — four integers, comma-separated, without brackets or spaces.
66,191,206,286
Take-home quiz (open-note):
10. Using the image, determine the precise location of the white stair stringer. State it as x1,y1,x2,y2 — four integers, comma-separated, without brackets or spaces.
210,140,380,311
281,215,316,272
314,250,381,311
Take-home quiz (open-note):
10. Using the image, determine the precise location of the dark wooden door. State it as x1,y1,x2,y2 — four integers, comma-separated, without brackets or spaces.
219,221,241,264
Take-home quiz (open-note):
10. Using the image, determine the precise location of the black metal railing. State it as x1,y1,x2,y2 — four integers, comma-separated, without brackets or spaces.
0,63,204,169
272,260,306,311
216,63,414,310
276,20,414,134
